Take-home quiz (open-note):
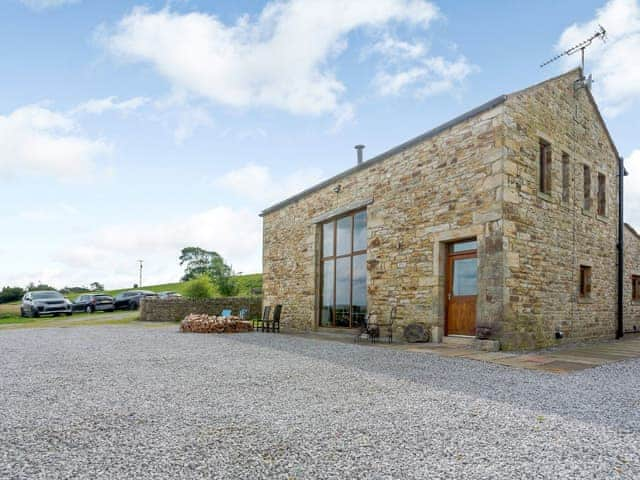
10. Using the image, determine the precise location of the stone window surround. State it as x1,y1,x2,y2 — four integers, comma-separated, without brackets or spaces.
578,263,593,304
596,171,608,220
534,131,578,206
632,274,640,304
432,225,484,334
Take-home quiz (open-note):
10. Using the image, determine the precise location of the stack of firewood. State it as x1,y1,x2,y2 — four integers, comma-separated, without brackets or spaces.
180,314,253,334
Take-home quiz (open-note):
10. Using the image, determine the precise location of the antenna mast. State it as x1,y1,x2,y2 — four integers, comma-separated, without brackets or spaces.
540,25,607,91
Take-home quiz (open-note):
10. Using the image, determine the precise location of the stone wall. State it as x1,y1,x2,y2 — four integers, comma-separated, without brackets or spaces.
262,97,506,337
139,297,262,322
501,70,620,348
624,225,640,333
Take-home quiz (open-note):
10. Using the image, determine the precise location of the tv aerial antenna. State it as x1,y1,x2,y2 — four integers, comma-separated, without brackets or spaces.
540,24,607,91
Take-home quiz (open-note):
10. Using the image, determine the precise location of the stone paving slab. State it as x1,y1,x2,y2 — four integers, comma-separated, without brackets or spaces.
392,334,640,374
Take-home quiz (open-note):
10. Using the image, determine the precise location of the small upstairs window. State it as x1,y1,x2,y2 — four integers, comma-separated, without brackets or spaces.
562,153,570,203
583,165,591,210
579,265,592,299
539,140,552,194
632,276,640,302
597,173,606,216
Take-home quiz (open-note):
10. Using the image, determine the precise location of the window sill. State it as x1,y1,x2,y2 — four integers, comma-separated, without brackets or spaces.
582,207,593,217
632,300,640,306
596,215,609,223
577,297,594,304
537,191,552,202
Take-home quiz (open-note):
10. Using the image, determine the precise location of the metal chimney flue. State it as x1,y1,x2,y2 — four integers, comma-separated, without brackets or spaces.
355,144,365,165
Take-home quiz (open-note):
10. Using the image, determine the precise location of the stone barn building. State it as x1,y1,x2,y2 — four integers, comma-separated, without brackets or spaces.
261,69,636,350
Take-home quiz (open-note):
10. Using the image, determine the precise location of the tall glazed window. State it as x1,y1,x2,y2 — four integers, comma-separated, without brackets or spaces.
320,210,367,328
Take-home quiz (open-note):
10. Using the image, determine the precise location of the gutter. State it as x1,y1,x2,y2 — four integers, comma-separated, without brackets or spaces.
617,155,627,339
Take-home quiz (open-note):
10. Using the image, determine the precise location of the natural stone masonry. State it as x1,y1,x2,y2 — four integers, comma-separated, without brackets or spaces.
624,224,640,332
261,68,635,349
139,297,261,322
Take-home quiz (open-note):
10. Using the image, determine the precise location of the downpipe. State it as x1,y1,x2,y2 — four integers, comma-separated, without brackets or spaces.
617,155,625,339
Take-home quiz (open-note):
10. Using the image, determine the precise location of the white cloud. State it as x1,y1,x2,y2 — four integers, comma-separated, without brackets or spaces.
370,34,476,98
557,0,640,116
366,34,428,61
20,0,79,11
53,206,262,288
101,1,441,119
0,104,111,180
625,149,640,227
216,163,325,205
72,96,149,115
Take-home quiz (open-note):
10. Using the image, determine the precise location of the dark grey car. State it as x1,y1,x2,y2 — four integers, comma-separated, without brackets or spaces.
113,290,157,310
20,291,72,317
73,294,115,313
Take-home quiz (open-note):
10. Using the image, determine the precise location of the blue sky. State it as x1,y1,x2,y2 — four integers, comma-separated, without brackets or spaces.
1,0,639,289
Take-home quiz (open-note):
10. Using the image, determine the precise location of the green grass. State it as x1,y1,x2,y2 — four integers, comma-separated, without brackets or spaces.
0,316,36,325
0,312,141,329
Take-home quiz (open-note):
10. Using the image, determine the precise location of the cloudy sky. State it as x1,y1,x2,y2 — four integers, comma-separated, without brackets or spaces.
1,0,639,289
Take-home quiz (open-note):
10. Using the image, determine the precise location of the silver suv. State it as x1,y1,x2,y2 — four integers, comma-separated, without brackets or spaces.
21,291,73,317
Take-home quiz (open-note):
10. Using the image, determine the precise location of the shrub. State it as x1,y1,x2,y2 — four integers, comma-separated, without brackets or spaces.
183,275,213,299
0,286,25,304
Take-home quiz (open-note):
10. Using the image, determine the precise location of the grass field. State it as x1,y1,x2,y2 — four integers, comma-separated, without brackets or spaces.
91,273,262,300
0,311,140,329
0,273,262,325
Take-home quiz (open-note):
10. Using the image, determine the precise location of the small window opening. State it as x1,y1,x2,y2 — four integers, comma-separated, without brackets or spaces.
597,173,606,216
583,165,591,210
579,265,592,298
562,153,570,203
539,140,552,194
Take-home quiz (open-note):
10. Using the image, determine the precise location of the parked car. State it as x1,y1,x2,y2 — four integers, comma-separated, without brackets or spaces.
158,291,182,299
113,290,157,310
73,294,115,313
20,290,73,317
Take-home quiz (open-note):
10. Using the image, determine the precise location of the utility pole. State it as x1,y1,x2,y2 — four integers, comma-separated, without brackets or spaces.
137,260,144,288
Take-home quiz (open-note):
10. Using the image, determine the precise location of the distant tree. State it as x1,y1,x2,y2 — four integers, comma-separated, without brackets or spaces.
179,247,223,281
0,286,25,304
211,257,239,297
26,282,56,292
90,282,104,292
60,286,90,294
133,283,138,289
179,247,238,296
183,275,213,299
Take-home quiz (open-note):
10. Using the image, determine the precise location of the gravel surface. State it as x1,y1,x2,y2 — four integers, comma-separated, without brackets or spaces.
1,326,639,479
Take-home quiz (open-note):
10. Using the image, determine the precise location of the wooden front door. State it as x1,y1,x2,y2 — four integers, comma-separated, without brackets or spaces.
445,240,478,336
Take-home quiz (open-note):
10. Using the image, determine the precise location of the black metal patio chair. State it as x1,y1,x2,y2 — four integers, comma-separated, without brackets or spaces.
254,306,270,331
368,307,396,344
263,304,282,333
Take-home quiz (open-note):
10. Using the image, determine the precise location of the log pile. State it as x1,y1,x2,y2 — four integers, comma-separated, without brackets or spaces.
180,314,253,334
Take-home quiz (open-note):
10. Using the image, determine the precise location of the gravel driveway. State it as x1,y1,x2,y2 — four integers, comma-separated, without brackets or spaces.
1,326,638,479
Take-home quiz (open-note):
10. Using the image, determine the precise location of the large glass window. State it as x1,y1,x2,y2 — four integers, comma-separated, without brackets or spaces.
320,210,367,328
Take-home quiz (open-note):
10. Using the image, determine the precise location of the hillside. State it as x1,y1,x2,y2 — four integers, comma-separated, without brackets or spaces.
99,273,263,300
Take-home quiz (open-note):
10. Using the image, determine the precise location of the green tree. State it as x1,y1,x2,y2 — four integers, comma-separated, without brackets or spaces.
183,275,214,299
179,247,223,281
211,256,239,297
0,286,25,303
90,282,104,292
179,247,239,296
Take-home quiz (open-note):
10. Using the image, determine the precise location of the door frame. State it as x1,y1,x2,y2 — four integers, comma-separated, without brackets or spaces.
444,239,478,336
